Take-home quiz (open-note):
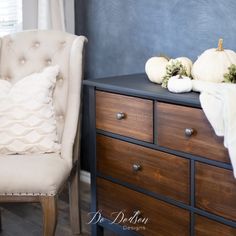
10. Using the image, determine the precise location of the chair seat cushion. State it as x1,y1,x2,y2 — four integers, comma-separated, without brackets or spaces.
0,153,70,196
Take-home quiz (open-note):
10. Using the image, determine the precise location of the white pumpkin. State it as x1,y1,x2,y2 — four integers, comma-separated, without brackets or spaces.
192,39,236,83
167,75,192,93
168,57,193,76
145,57,169,84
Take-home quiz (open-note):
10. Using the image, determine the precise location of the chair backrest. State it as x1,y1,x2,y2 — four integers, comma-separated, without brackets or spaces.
0,30,87,167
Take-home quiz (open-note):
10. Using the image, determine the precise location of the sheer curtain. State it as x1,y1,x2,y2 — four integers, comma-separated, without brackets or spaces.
0,0,22,36
38,0,65,31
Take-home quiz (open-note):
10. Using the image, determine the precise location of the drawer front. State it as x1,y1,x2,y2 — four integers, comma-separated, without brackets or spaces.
196,162,236,221
97,177,190,236
195,215,236,236
156,102,229,163
97,134,190,204
96,91,153,142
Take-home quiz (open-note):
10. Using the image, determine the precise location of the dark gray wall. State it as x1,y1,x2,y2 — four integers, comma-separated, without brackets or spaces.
75,0,236,170
76,0,236,80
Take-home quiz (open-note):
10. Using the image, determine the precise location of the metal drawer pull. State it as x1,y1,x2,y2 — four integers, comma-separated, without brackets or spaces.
132,164,141,172
116,112,125,120
185,128,194,137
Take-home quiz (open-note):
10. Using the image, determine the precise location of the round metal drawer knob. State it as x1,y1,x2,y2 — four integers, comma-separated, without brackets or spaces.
132,164,141,172
116,112,125,120
185,128,194,137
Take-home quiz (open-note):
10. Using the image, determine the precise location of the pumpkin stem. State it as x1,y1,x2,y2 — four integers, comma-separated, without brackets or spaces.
217,38,224,51
159,54,170,61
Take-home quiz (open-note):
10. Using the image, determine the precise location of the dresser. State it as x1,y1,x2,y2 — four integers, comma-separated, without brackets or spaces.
83,74,236,236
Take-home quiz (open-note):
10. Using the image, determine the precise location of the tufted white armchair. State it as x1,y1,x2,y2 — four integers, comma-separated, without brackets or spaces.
0,30,87,235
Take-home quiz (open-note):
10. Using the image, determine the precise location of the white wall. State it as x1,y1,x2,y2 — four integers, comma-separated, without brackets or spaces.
64,0,74,34
23,0,38,30
22,0,75,33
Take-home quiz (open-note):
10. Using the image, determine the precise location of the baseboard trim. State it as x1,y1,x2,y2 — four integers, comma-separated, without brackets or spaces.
80,170,91,184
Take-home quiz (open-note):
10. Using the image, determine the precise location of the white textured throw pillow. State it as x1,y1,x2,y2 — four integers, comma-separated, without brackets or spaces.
0,66,61,154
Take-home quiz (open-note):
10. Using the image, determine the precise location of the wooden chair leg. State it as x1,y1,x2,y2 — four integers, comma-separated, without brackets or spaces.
0,209,2,232
40,196,57,236
69,168,81,235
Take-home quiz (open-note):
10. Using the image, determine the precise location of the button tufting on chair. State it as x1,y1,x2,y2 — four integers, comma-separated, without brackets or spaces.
34,42,40,48
19,58,26,65
57,114,64,121
57,76,63,84
46,59,52,65
60,41,66,47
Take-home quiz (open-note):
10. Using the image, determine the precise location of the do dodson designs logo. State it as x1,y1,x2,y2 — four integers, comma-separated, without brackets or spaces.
87,210,149,231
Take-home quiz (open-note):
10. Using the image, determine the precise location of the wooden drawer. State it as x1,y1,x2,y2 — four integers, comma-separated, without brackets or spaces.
195,215,236,236
97,134,190,204
97,177,190,236
156,102,229,163
96,91,153,142
196,162,236,221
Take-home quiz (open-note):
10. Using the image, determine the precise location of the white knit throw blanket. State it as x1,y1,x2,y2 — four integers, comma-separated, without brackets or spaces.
192,80,236,178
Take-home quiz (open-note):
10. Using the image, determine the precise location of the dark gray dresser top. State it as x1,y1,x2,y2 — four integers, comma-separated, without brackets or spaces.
83,73,201,108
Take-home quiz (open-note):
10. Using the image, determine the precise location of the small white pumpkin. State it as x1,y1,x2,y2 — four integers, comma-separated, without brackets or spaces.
172,57,193,76
145,57,169,84
192,39,236,83
167,75,192,93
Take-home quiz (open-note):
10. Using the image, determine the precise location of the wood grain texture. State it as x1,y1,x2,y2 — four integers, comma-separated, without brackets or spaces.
156,102,229,163
69,120,82,235
40,196,57,236
196,162,236,221
97,177,190,236
0,209,2,232
96,91,153,142
195,215,236,236
69,169,81,235
97,135,190,204
0,195,44,203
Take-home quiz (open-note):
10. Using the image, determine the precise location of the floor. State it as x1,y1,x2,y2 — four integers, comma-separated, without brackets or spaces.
0,181,116,236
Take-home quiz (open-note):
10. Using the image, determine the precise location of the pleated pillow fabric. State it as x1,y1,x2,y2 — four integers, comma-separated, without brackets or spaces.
0,66,61,154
